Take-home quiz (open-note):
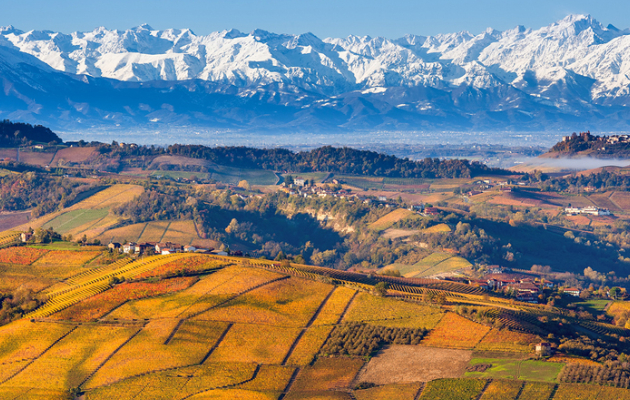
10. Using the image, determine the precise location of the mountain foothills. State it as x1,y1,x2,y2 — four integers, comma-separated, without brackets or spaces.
3,15,630,133
4,125,630,398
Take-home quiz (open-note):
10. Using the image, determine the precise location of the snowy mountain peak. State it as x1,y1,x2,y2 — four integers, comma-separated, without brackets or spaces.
0,25,20,35
560,13,592,23
136,23,154,30
3,15,630,134
222,28,246,39
545,14,624,43
249,29,283,42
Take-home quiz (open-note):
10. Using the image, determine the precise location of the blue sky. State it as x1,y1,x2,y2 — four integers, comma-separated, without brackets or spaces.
2,0,627,38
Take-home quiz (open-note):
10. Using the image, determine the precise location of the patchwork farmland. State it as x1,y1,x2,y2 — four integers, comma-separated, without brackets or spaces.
0,246,627,398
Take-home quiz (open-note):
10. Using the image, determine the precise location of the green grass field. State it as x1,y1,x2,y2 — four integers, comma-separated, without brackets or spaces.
42,208,109,234
574,300,610,313
465,358,564,382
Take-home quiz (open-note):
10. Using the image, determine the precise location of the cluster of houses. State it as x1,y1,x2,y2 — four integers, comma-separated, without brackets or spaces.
465,179,529,197
468,267,553,303
283,183,440,216
471,278,543,303
469,267,583,303
107,241,227,256
283,184,355,200
564,206,612,216
604,134,630,144
561,131,630,145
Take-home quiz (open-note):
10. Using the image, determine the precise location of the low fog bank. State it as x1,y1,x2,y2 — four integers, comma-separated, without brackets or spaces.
57,129,561,148
519,157,630,171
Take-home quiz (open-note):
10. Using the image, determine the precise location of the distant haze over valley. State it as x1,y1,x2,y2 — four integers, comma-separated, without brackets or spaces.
2,14,630,145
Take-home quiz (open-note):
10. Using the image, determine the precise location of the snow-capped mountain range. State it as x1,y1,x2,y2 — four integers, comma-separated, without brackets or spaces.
2,14,630,136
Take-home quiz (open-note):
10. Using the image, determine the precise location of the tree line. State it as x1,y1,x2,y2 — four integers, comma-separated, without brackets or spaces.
0,120,61,147
538,170,630,192
86,141,508,179
0,172,93,217
167,144,507,178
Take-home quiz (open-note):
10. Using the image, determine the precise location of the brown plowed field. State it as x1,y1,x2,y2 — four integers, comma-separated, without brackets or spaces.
357,345,472,384
611,192,630,211
19,151,56,166
0,211,31,231
51,147,96,164
0,148,17,161
588,193,621,211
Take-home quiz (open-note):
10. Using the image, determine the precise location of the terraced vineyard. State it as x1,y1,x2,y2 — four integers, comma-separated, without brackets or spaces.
0,231,20,248
252,259,491,299
27,254,201,318
579,320,627,336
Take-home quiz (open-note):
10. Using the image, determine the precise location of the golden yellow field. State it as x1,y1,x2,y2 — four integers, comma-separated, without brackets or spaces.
475,329,541,353
0,359,31,383
0,272,54,292
369,209,420,232
95,222,147,243
33,250,100,267
547,355,600,366
138,221,171,242
192,278,332,327
409,255,472,278
237,364,296,391
290,357,364,392
162,219,199,244
355,383,422,400
0,387,68,399
85,319,228,388
75,185,144,210
421,312,490,349
344,292,444,329
285,325,334,366
186,389,278,400
208,323,301,364
107,266,283,320
422,223,451,233
6,325,137,390
312,286,357,326
85,362,258,400
0,321,75,364
605,301,630,319
478,380,523,400
554,383,630,400
517,382,555,400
